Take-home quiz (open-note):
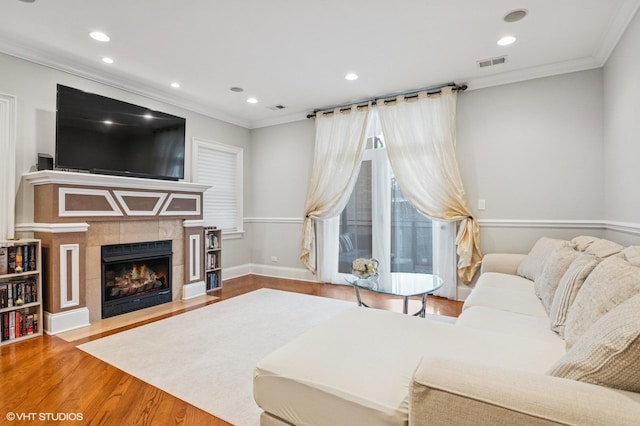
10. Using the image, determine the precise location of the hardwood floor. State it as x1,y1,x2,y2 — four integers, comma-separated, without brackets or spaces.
0,276,463,425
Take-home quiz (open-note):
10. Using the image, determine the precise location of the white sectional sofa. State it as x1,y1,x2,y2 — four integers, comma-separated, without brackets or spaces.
253,236,640,425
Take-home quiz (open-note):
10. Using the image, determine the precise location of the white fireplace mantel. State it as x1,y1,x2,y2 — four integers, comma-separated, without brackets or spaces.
23,170,211,193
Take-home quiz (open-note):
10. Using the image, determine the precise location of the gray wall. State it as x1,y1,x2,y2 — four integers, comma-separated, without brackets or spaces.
250,69,613,276
0,52,253,268
458,69,607,255
603,8,640,245
249,119,314,270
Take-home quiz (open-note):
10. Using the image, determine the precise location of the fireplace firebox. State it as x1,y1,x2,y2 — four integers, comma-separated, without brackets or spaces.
101,240,172,318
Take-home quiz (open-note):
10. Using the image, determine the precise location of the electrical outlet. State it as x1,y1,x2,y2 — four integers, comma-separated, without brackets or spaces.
478,199,486,210
271,256,278,263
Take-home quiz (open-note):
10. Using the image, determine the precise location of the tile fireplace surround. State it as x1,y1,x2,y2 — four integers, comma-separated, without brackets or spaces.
16,170,211,335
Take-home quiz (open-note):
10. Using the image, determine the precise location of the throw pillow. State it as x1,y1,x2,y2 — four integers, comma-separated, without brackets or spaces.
516,237,567,281
548,293,640,392
584,238,624,258
571,235,598,252
564,256,640,348
623,246,640,267
534,246,580,313
549,253,599,336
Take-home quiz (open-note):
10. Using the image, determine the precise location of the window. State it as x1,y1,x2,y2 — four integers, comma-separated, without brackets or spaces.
318,108,456,299
192,138,243,236
338,134,434,276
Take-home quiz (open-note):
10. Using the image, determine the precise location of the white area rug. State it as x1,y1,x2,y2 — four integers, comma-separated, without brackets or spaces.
78,289,355,426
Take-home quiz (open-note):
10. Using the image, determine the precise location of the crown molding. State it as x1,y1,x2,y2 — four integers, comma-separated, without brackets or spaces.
3,0,639,131
465,56,602,92
593,0,640,65
0,39,251,129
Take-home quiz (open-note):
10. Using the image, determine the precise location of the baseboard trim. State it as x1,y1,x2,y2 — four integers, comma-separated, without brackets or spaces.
250,264,319,282
182,281,206,300
224,263,318,283
44,308,90,335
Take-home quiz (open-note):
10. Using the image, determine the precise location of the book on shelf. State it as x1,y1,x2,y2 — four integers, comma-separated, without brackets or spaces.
207,232,219,249
1,310,38,341
2,243,38,274
0,277,37,308
208,253,217,269
28,244,36,271
0,247,7,275
207,272,220,289
7,246,16,274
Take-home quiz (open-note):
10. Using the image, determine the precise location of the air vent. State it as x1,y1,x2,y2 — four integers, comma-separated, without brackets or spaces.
477,56,507,68
267,105,287,111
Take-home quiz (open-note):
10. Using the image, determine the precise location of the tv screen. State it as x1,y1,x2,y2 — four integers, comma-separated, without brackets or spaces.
55,85,186,181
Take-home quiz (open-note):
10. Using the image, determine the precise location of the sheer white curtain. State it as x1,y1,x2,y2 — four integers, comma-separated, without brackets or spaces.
301,104,371,273
431,219,457,298
377,87,482,284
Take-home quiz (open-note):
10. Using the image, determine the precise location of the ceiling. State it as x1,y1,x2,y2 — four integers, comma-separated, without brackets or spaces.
1,0,639,129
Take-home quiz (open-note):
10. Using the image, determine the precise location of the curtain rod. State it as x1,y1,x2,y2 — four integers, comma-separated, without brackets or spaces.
306,82,467,119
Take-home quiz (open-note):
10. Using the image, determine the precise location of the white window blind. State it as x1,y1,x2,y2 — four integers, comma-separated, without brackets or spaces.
193,138,243,234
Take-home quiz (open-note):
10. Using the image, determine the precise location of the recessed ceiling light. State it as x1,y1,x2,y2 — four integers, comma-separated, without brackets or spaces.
101,57,114,64
497,35,517,46
103,120,113,125
19,0,36,3
90,31,110,42
144,113,153,119
230,87,244,92
171,82,180,88
504,9,527,23
247,97,258,104
345,73,359,81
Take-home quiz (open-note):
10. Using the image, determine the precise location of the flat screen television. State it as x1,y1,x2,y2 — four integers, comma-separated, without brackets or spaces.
55,84,186,181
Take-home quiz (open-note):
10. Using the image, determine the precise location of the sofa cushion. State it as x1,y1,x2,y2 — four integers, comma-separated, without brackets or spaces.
584,238,624,258
623,246,640,267
534,246,580,313
456,306,564,344
254,307,565,426
571,235,598,252
462,273,547,317
564,256,640,348
517,237,567,281
548,293,640,392
549,254,599,336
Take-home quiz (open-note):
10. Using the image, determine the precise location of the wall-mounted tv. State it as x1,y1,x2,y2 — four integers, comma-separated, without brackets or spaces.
55,84,186,181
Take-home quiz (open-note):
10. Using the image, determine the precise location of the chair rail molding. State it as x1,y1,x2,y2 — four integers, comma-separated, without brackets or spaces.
477,219,640,235
244,217,304,224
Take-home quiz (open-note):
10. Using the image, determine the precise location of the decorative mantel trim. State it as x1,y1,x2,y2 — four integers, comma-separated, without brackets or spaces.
23,170,211,193
15,222,90,233
183,219,205,227
59,187,123,217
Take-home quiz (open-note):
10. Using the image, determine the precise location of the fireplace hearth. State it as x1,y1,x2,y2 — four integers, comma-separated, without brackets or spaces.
101,240,173,319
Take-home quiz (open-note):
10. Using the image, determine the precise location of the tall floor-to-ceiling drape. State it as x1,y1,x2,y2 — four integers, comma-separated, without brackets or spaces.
377,87,482,283
300,104,371,272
